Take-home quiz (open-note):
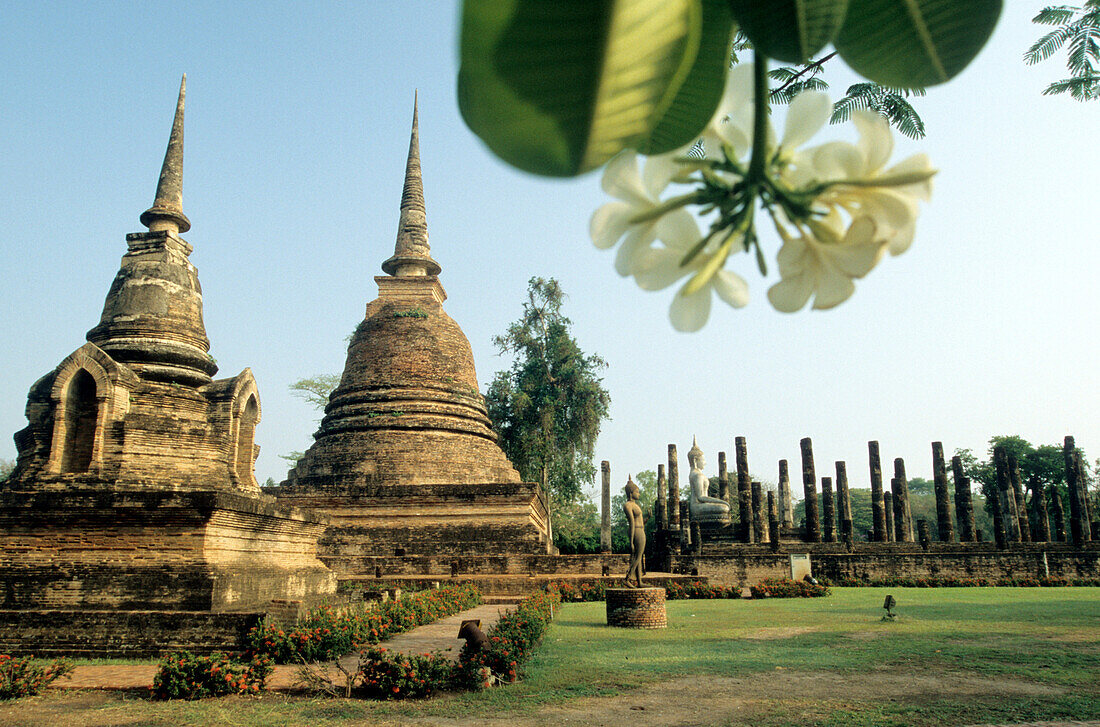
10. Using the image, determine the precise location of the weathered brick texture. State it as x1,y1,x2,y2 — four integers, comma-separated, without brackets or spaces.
606,587,667,628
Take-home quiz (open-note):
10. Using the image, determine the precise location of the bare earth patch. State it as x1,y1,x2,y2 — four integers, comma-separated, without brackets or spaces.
742,626,819,640
0,669,1072,727
421,670,1063,727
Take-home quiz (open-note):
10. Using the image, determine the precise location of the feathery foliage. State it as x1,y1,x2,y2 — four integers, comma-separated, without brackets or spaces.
1025,1,1100,101
486,278,611,505
831,82,927,139
770,53,928,138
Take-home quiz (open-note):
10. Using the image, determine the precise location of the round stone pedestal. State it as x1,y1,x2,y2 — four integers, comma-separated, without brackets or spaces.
606,587,667,629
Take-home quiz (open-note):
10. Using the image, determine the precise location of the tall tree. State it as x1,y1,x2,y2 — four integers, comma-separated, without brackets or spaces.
956,436,1082,526
289,373,341,412
486,278,611,505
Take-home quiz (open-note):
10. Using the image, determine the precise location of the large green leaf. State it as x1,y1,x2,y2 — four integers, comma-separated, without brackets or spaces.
641,0,735,156
729,0,849,63
835,0,1002,87
458,0,717,177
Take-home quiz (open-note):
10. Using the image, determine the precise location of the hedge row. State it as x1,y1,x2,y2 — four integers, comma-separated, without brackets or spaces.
353,589,561,699
151,652,273,700
825,575,1100,588
0,655,73,700
246,583,481,663
547,578,829,601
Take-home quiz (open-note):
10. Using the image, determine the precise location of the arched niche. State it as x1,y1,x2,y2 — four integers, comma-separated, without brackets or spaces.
227,369,262,490
235,394,259,489
59,369,99,473
44,343,132,476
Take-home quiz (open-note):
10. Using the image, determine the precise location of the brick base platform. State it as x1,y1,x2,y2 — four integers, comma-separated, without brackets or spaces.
605,587,666,629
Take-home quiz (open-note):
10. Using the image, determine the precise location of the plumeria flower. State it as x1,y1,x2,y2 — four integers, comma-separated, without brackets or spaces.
790,110,934,255
767,213,887,312
589,149,696,276
699,63,757,161
630,215,750,332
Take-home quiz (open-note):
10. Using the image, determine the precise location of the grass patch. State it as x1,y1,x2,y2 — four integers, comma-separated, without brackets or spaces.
3,587,1098,726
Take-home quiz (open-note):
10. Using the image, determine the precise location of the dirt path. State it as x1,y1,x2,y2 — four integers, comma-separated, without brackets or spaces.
415,671,1066,727
2,668,1084,727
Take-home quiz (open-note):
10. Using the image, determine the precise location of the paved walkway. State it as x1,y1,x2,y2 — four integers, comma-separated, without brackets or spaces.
54,602,516,693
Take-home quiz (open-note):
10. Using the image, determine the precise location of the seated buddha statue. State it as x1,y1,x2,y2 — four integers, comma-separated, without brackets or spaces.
687,437,731,525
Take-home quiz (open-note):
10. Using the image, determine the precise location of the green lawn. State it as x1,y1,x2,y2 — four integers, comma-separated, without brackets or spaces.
3,587,1098,727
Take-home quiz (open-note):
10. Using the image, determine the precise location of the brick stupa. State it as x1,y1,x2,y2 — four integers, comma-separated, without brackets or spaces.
0,77,335,656
278,99,551,567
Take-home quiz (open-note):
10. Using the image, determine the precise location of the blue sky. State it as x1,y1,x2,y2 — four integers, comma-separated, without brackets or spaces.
2,2,1097,497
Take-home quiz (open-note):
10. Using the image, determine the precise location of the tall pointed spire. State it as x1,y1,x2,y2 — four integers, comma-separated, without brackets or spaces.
381,92,441,277
140,74,191,234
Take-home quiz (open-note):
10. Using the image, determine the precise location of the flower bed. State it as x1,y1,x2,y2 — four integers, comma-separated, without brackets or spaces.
548,578,828,601
248,583,481,663
826,575,1100,588
456,590,559,688
354,646,455,700
749,577,830,598
151,651,272,700
0,655,73,700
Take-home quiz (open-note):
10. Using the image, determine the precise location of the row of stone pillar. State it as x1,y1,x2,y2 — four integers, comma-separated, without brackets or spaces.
599,434,1094,550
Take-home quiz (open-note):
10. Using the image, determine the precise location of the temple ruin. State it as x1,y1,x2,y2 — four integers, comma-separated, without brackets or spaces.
275,100,553,583
0,77,335,656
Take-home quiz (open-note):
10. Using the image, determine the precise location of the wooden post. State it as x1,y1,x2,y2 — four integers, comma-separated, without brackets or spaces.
931,442,956,543
821,476,836,543
868,441,887,542
656,464,668,532
1007,453,1031,542
801,437,821,542
951,455,976,542
884,491,896,542
718,451,729,505
1029,474,1050,542
892,458,914,542
668,444,681,532
735,437,754,543
778,459,795,529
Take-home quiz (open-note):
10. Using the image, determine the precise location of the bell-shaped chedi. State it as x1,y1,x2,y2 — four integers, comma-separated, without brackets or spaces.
1,78,335,657
278,99,550,560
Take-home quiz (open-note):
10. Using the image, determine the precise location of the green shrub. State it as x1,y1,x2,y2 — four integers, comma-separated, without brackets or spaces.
0,655,73,699
354,646,455,699
825,575,1100,588
457,590,559,688
150,651,272,700
249,584,481,663
547,579,826,601
749,577,830,598
665,580,741,599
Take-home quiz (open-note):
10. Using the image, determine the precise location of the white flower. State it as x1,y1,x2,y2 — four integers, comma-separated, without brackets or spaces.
589,150,696,276
630,219,750,332
699,63,757,160
791,111,934,255
766,214,887,312
669,267,750,331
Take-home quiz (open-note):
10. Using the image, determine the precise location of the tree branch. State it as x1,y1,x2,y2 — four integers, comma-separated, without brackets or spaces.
771,51,838,96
